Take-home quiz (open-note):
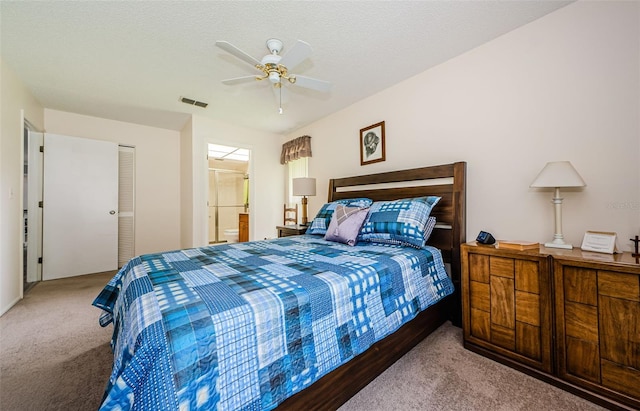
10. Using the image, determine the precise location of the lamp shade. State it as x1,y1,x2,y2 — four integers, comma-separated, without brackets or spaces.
292,177,316,196
530,161,586,188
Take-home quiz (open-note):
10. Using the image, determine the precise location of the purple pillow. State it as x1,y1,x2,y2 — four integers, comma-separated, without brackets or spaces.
324,205,369,246
307,198,373,235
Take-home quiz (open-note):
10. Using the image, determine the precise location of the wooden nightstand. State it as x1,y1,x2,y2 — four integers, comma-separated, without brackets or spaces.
276,225,308,238
462,242,640,410
461,242,553,373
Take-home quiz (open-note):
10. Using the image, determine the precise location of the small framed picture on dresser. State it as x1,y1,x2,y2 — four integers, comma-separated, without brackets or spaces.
581,231,618,254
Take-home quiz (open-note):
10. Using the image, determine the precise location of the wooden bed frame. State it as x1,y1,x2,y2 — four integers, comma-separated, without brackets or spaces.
279,161,466,410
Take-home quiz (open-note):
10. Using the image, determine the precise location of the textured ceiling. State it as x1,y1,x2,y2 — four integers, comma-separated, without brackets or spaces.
1,1,572,134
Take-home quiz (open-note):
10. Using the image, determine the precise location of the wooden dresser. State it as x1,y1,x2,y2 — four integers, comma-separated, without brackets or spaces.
462,244,553,373
553,251,640,409
462,242,640,410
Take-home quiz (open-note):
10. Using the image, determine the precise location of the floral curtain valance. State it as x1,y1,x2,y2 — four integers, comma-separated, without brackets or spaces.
280,135,312,164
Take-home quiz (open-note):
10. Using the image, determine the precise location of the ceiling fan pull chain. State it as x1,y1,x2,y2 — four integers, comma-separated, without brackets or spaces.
279,82,283,115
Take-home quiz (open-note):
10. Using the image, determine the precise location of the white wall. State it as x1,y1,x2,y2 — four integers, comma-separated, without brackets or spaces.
180,117,194,248
190,115,283,245
44,109,182,255
0,59,44,316
288,1,639,251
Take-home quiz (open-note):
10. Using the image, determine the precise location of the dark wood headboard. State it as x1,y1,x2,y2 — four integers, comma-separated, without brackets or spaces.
328,161,467,325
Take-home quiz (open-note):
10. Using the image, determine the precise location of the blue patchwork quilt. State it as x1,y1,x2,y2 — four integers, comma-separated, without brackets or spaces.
93,235,454,411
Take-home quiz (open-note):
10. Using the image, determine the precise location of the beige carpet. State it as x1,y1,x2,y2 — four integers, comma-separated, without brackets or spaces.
0,272,114,411
0,272,605,411
339,323,605,411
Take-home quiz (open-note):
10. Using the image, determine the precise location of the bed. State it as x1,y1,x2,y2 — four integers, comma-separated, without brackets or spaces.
93,161,466,410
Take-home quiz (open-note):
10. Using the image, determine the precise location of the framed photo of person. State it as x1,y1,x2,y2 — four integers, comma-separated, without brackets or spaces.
360,121,385,166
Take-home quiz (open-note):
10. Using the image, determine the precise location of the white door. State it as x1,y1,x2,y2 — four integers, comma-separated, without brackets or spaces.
42,133,118,280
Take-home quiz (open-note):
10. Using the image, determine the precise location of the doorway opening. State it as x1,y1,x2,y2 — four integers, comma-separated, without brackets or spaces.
207,144,249,244
23,122,43,292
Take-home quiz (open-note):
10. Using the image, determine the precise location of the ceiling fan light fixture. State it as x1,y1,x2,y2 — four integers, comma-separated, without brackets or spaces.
268,71,280,84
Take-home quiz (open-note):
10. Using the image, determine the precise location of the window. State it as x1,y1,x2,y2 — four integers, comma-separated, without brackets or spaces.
287,157,308,206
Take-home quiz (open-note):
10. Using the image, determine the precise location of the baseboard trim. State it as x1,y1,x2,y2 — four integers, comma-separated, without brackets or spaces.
0,295,22,317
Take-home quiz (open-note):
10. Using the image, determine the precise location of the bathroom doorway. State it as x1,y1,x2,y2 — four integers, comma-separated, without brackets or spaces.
207,144,249,244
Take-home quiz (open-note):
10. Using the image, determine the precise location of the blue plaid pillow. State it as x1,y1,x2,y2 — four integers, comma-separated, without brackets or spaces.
423,216,437,243
358,196,441,248
306,198,373,235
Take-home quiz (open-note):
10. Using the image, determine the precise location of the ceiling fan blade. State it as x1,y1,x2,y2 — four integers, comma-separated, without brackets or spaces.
279,40,313,71
215,41,261,67
221,75,260,85
291,75,332,92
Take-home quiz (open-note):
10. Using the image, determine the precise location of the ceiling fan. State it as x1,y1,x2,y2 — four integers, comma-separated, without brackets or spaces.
215,38,331,112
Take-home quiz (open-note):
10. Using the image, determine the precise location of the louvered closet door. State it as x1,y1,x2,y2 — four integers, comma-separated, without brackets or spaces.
118,146,135,267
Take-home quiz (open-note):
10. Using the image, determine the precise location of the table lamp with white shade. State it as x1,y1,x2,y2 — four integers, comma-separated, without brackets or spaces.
530,161,586,249
292,177,316,225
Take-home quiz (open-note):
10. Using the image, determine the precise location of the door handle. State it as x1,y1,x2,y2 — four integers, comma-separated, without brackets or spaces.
109,210,116,215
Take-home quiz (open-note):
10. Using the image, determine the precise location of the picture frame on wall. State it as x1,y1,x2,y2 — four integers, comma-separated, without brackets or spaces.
360,121,386,166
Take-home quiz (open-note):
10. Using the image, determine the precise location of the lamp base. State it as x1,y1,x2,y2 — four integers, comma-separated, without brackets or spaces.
544,242,573,250
301,196,308,225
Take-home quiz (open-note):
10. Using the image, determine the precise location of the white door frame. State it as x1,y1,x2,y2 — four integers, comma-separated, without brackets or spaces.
194,138,254,247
